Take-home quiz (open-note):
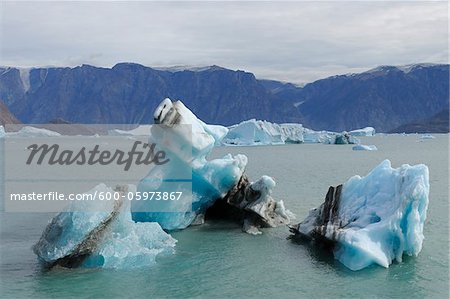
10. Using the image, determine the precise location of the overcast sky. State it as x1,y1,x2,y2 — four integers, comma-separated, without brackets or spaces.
0,1,448,83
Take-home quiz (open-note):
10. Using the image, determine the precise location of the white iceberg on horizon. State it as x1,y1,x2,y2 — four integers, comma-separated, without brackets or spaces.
419,134,436,140
349,127,376,136
222,119,364,146
222,119,303,146
6,126,61,137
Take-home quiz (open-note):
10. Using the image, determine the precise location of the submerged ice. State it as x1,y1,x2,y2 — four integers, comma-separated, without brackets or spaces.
290,160,429,271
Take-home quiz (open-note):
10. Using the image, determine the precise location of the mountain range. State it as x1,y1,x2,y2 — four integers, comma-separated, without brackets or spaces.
0,63,448,132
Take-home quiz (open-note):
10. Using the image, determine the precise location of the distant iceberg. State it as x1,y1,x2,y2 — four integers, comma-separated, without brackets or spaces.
290,160,429,271
334,131,359,145
4,126,61,137
107,118,373,147
352,144,378,151
302,128,335,144
221,119,366,146
108,125,152,136
222,119,303,146
349,127,376,136
33,184,176,269
303,130,359,145
419,134,436,140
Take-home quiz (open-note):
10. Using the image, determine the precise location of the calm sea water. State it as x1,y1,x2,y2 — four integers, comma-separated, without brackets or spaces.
1,134,448,298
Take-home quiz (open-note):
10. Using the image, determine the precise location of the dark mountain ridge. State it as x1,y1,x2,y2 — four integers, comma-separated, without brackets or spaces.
0,63,297,126
296,64,449,132
390,109,449,133
0,63,448,132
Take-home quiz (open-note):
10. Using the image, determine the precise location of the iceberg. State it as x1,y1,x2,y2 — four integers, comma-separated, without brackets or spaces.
334,131,359,145
352,144,378,151
301,129,359,145
302,128,335,144
33,98,292,269
132,99,292,234
222,119,303,146
419,134,435,140
7,126,61,137
290,160,429,271
108,125,153,136
222,119,362,146
0,125,4,138
216,174,293,235
349,127,376,136
33,184,176,269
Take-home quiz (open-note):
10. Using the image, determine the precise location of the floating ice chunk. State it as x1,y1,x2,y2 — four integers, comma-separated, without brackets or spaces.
33,184,120,266
8,126,61,137
33,184,176,269
302,129,360,145
82,203,176,269
108,125,152,136
334,131,359,145
132,99,244,229
133,152,248,230
132,99,292,233
244,176,292,227
244,176,277,219
215,174,293,234
222,119,303,146
419,134,435,140
352,144,378,151
349,127,376,136
290,160,429,271
243,219,263,235
0,126,4,138
302,128,335,144
222,119,366,146
279,123,304,143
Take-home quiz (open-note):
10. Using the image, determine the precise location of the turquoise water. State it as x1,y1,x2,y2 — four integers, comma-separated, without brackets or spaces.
1,134,448,298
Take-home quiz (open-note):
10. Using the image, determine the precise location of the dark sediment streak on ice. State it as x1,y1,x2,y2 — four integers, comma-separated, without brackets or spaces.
289,185,343,246
33,193,124,269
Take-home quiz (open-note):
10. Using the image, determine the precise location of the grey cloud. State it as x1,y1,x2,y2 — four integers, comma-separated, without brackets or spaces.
0,1,447,83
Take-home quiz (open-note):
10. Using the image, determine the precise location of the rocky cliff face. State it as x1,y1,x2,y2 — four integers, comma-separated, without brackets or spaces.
0,99,20,126
389,108,449,133
0,64,297,126
294,64,449,132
